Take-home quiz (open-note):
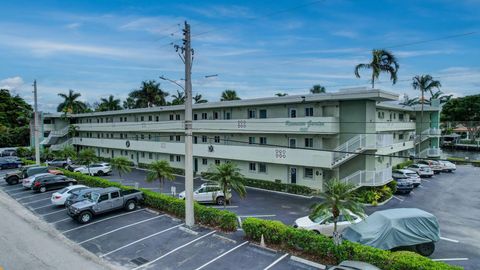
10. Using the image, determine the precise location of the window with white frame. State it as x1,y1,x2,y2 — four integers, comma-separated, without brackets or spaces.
170,155,174,162
169,114,174,120
176,114,180,120
202,158,208,165
202,135,207,143
214,136,220,143
305,138,313,148
176,155,181,162
248,109,256,119
149,153,153,159
249,137,255,144
258,163,267,173
249,162,256,171
176,135,181,141
215,159,220,165
259,109,267,119
305,107,313,117
304,168,314,179
259,137,267,145
201,113,207,120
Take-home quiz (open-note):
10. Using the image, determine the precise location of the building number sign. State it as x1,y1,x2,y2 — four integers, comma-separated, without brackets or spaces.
237,120,247,128
275,149,286,159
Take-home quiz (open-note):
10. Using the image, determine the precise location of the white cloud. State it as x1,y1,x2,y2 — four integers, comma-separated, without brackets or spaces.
395,49,455,58
66,22,82,30
185,5,253,19
332,30,359,39
120,17,182,35
0,76,24,91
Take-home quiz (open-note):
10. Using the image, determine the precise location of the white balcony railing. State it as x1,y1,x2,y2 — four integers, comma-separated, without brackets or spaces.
421,128,441,137
341,167,393,188
75,117,340,134
332,134,367,167
376,140,415,155
376,121,416,132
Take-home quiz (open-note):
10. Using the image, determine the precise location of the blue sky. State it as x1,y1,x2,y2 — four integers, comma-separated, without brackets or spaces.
0,0,479,112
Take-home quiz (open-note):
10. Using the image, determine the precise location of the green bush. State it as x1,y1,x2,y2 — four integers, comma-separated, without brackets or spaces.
243,177,316,195
21,158,36,165
59,169,237,231
395,160,413,169
355,183,394,205
242,218,462,270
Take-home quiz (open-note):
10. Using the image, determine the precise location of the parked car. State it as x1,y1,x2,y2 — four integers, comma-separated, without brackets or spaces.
178,183,231,205
65,187,102,207
327,261,381,270
31,175,78,193
46,159,71,168
1,148,17,156
342,208,440,256
51,185,88,206
22,170,64,189
406,164,433,178
417,160,443,174
393,169,421,187
73,163,112,176
67,187,143,224
293,210,364,236
4,165,46,185
438,160,456,172
0,157,22,170
392,175,414,194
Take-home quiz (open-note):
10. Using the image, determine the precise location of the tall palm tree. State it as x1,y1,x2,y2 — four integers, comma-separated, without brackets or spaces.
428,90,451,105
194,93,208,104
146,160,175,192
58,146,77,161
77,149,98,175
220,90,241,101
98,95,121,111
275,93,288,97
57,89,87,114
399,97,419,107
110,157,132,179
130,80,169,108
354,49,400,88
310,85,326,94
171,90,186,105
204,162,247,209
123,97,136,109
310,179,365,245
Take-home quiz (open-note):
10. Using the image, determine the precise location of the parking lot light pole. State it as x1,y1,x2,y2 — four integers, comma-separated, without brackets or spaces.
33,80,40,165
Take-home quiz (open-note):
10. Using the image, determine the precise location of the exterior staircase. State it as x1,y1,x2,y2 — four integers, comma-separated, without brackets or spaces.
331,134,367,167
340,167,393,189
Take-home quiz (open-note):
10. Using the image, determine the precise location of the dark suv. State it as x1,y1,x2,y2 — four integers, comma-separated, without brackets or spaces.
32,175,77,193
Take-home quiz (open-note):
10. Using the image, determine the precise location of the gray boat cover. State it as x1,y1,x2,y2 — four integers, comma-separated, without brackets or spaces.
342,208,440,250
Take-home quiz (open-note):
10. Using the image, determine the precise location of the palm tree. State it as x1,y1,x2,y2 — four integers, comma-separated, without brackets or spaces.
399,97,419,107
146,160,175,192
57,89,87,114
428,90,451,105
220,90,241,101
310,179,365,245
171,90,186,105
310,85,326,94
129,80,169,108
77,149,98,175
98,95,121,111
123,97,136,109
204,162,247,209
41,147,54,161
68,124,79,138
275,93,288,97
110,157,132,179
412,75,442,141
354,49,400,88
194,93,208,104
58,146,76,160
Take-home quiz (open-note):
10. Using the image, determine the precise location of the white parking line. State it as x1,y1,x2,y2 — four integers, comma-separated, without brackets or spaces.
132,230,217,270
32,204,58,211
62,209,144,233
264,253,289,270
40,209,67,216
9,190,32,195
17,191,55,200
23,198,51,205
193,241,249,270
440,236,460,243
393,196,404,202
100,223,184,258
210,205,239,209
238,214,276,218
432,258,468,262
78,215,165,244
51,217,72,224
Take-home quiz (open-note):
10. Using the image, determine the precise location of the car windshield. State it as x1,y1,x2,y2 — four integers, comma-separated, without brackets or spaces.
58,187,69,194
308,213,329,223
90,192,100,202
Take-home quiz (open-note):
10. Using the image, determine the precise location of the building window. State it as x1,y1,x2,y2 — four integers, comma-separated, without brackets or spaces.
399,134,404,140
305,107,313,117
259,109,267,119
399,114,404,121
148,134,151,140
120,134,124,139
176,114,180,120
193,136,198,144
202,158,208,165
248,109,256,119
176,135,181,141
141,152,145,158
124,117,127,122
169,114,174,120
140,116,144,121
202,136,207,143
120,117,123,122
140,134,145,140
225,112,231,119
305,138,313,148
155,116,159,121
194,114,198,120
214,136,220,143
170,155,174,162
170,135,174,141
124,133,128,139
249,162,256,171
289,108,297,118
149,153,153,159
258,163,267,173
259,137,267,145
215,159,220,165
111,133,114,138
378,111,384,119
148,115,152,121
249,137,255,145
201,113,207,120
304,168,313,179
213,112,219,119
176,155,181,162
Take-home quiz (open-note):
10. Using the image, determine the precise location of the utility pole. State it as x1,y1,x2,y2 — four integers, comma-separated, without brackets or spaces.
181,21,195,227
33,80,40,165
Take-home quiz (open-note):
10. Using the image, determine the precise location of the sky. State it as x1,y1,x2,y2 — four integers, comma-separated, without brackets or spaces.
0,0,479,112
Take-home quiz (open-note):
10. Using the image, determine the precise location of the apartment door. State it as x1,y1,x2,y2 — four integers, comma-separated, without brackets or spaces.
289,138,296,148
290,167,297,184
289,108,297,118
194,158,198,173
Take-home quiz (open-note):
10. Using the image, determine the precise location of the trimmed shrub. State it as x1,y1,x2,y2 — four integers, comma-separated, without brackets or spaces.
59,169,237,231
355,183,394,205
242,218,462,270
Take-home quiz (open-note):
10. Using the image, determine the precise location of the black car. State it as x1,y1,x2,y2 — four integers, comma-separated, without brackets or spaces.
31,175,77,193
393,175,414,194
65,187,102,207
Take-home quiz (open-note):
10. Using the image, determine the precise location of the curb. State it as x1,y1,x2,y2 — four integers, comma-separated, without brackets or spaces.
362,195,393,207
290,256,326,269
244,186,314,199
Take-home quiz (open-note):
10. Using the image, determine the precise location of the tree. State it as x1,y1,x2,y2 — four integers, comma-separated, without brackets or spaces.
171,90,186,105
58,146,77,160
194,93,208,104
123,97,136,109
310,179,365,245
354,49,399,88
128,80,169,108
441,95,480,142
310,85,326,94
77,149,98,175
41,147,54,161
57,89,87,114
275,93,288,97
427,90,452,105
97,95,121,111
16,147,33,158
68,124,79,138
110,157,132,179
146,160,175,191
204,162,246,209
399,97,419,107
0,89,33,147
220,90,241,101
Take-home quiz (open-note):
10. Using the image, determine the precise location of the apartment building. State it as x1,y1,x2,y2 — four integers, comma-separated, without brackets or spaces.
34,88,441,190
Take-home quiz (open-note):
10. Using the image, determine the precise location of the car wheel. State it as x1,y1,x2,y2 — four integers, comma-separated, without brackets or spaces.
125,200,136,211
216,196,225,205
415,242,435,256
97,171,104,176
78,212,92,224
39,186,47,193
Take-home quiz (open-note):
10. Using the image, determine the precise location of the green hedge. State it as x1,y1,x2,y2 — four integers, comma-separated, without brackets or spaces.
447,157,480,167
395,160,414,169
21,158,36,165
242,218,461,270
59,169,237,231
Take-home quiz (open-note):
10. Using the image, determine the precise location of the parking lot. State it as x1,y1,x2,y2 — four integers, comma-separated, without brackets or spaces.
0,168,320,270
